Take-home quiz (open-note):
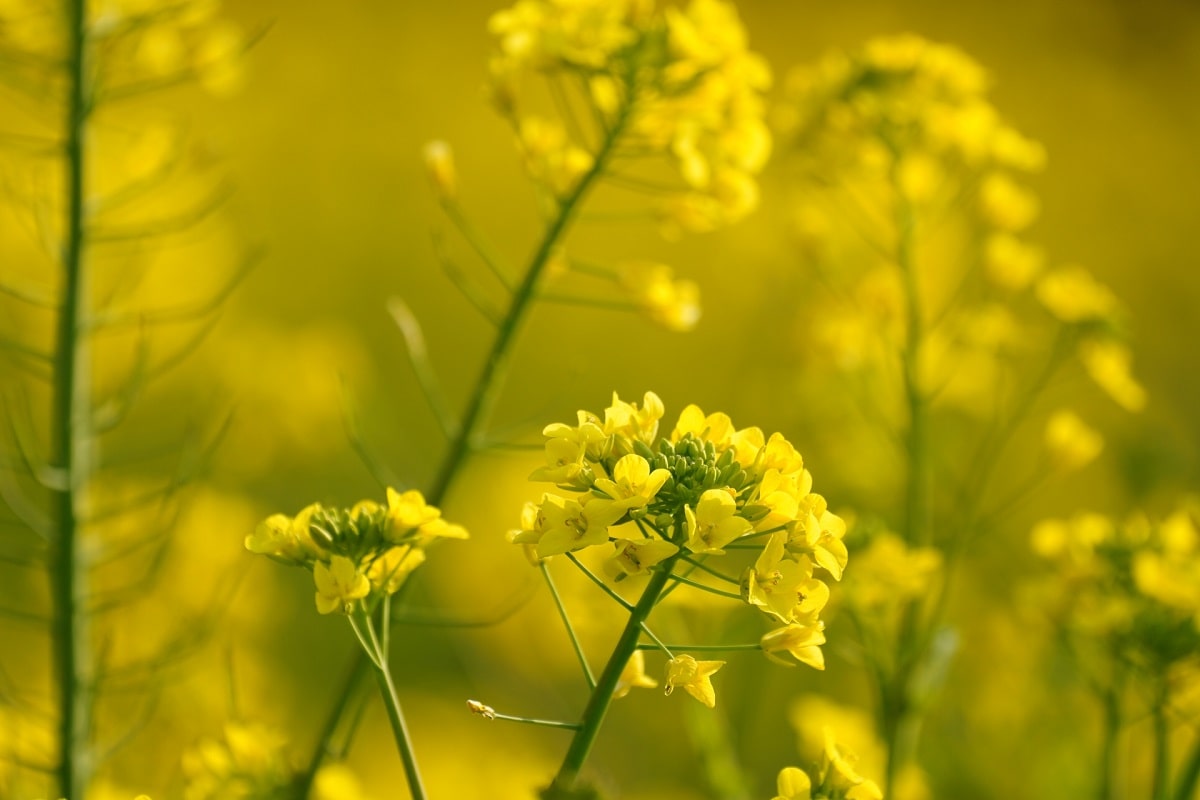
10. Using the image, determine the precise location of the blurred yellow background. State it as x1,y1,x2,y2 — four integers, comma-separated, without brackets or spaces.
2,0,1199,798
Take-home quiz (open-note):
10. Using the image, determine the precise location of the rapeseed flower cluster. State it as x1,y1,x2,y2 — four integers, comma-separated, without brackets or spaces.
181,722,291,800
487,0,771,233
1031,504,1200,665
781,34,1144,423
512,391,846,673
246,489,467,615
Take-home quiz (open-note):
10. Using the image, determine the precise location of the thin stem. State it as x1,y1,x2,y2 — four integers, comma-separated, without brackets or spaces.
51,1,93,797
490,711,581,731
1098,684,1121,800
1152,679,1170,800
664,573,743,601
547,554,679,792
637,623,674,659
634,642,760,652
541,562,596,689
355,608,427,800
679,555,741,586
565,552,633,611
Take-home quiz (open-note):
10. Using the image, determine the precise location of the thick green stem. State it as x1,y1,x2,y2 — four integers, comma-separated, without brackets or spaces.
51,1,93,797
546,556,678,794
295,102,633,800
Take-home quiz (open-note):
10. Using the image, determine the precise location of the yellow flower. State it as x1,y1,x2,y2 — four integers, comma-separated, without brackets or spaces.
604,536,679,580
664,654,725,708
535,494,625,557
602,390,665,445
617,262,702,332
312,762,372,800
672,404,735,448
978,172,1039,231
386,488,467,541
1079,339,1146,412
613,650,658,698
1035,265,1117,323
745,532,828,622
984,233,1043,290
685,489,752,554
1044,410,1103,471
245,504,322,562
824,728,883,799
761,621,826,670
314,556,371,615
367,546,426,595
594,453,670,510
772,767,812,800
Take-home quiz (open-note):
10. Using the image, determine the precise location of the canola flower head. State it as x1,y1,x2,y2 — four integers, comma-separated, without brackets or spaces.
1043,409,1103,472
246,489,466,615
485,0,770,229
181,721,292,800
515,391,847,670
1031,503,1200,666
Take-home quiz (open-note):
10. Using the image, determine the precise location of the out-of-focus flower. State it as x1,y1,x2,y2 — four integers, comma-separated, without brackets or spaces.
1044,410,1103,471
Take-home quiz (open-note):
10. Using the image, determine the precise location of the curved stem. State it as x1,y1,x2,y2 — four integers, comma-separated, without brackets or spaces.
51,1,93,797
295,100,634,799
1152,679,1170,800
1098,684,1121,800
547,556,679,793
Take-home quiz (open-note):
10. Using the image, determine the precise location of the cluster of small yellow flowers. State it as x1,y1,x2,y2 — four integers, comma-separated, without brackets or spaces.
1031,504,1200,665
840,532,942,613
772,729,884,800
246,489,467,615
486,0,771,233
512,391,847,674
181,722,292,800
781,34,1145,425
0,0,246,95
617,261,702,331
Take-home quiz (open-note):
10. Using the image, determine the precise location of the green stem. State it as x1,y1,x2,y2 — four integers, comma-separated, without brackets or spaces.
541,562,596,689
666,572,743,601
1098,685,1121,800
295,100,634,800
1174,734,1200,800
51,1,93,797
356,608,427,800
1152,680,1170,800
547,556,678,793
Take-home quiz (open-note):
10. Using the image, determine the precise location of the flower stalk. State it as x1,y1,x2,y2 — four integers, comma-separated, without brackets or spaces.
51,0,94,796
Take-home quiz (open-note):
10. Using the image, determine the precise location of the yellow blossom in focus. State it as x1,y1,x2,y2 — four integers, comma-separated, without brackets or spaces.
1044,410,1103,471
664,654,725,708
685,489,753,554
761,621,827,670
314,556,371,615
